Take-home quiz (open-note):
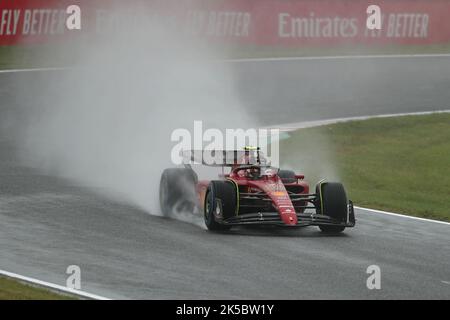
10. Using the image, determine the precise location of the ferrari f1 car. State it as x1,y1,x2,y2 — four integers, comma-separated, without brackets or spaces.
159,147,355,233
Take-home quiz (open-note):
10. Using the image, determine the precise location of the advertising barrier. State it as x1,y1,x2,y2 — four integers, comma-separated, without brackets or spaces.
1,0,449,46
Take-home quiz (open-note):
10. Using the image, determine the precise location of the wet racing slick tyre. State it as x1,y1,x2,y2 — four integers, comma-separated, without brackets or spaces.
204,181,237,231
278,170,296,183
316,182,348,233
159,168,198,216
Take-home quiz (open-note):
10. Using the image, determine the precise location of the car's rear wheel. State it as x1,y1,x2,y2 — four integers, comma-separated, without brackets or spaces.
159,168,198,216
278,169,296,183
204,181,237,231
316,182,348,233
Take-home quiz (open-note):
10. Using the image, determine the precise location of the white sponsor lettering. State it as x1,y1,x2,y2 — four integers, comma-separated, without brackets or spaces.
0,9,21,35
186,11,251,37
278,12,357,38
386,13,428,38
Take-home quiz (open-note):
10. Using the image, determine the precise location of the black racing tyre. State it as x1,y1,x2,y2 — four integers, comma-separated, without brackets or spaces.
319,225,346,233
159,168,198,216
278,170,296,183
316,182,348,233
204,180,237,231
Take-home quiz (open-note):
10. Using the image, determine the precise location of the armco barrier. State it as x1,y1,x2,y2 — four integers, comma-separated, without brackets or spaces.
1,0,450,46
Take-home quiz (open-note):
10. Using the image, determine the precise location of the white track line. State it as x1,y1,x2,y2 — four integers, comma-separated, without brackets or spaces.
226,53,450,63
355,206,450,226
0,67,67,74
0,269,110,300
269,109,450,132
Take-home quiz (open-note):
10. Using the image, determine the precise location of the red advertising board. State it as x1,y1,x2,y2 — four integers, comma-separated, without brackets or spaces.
1,0,449,46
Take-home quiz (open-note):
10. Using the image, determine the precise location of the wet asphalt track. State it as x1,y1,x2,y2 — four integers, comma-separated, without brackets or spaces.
0,55,450,299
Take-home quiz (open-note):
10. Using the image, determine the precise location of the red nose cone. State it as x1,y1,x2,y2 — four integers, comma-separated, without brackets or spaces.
287,215,297,225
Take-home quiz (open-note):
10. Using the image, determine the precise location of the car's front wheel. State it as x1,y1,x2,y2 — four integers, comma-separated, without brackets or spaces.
319,225,346,233
204,181,237,231
316,181,348,233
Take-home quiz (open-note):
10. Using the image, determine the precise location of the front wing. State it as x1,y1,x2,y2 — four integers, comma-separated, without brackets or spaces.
220,201,356,227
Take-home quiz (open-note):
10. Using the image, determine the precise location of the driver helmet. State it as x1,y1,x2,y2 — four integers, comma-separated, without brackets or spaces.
248,166,261,179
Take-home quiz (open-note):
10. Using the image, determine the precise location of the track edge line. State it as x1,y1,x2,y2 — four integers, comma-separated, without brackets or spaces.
354,206,450,226
0,269,111,300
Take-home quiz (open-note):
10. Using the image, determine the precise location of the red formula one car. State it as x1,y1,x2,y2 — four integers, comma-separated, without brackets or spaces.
159,148,355,233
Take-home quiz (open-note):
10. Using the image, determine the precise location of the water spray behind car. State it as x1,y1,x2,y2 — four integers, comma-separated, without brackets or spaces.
9,6,255,225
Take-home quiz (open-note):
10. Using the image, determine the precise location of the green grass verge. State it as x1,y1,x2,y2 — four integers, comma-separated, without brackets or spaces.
0,44,76,70
1,42,450,70
0,276,77,300
279,113,450,222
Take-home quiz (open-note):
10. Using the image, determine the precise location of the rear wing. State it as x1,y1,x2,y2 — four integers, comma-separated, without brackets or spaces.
181,149,265,167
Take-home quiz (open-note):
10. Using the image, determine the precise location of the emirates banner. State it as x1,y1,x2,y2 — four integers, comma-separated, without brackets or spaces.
0,0,449,46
